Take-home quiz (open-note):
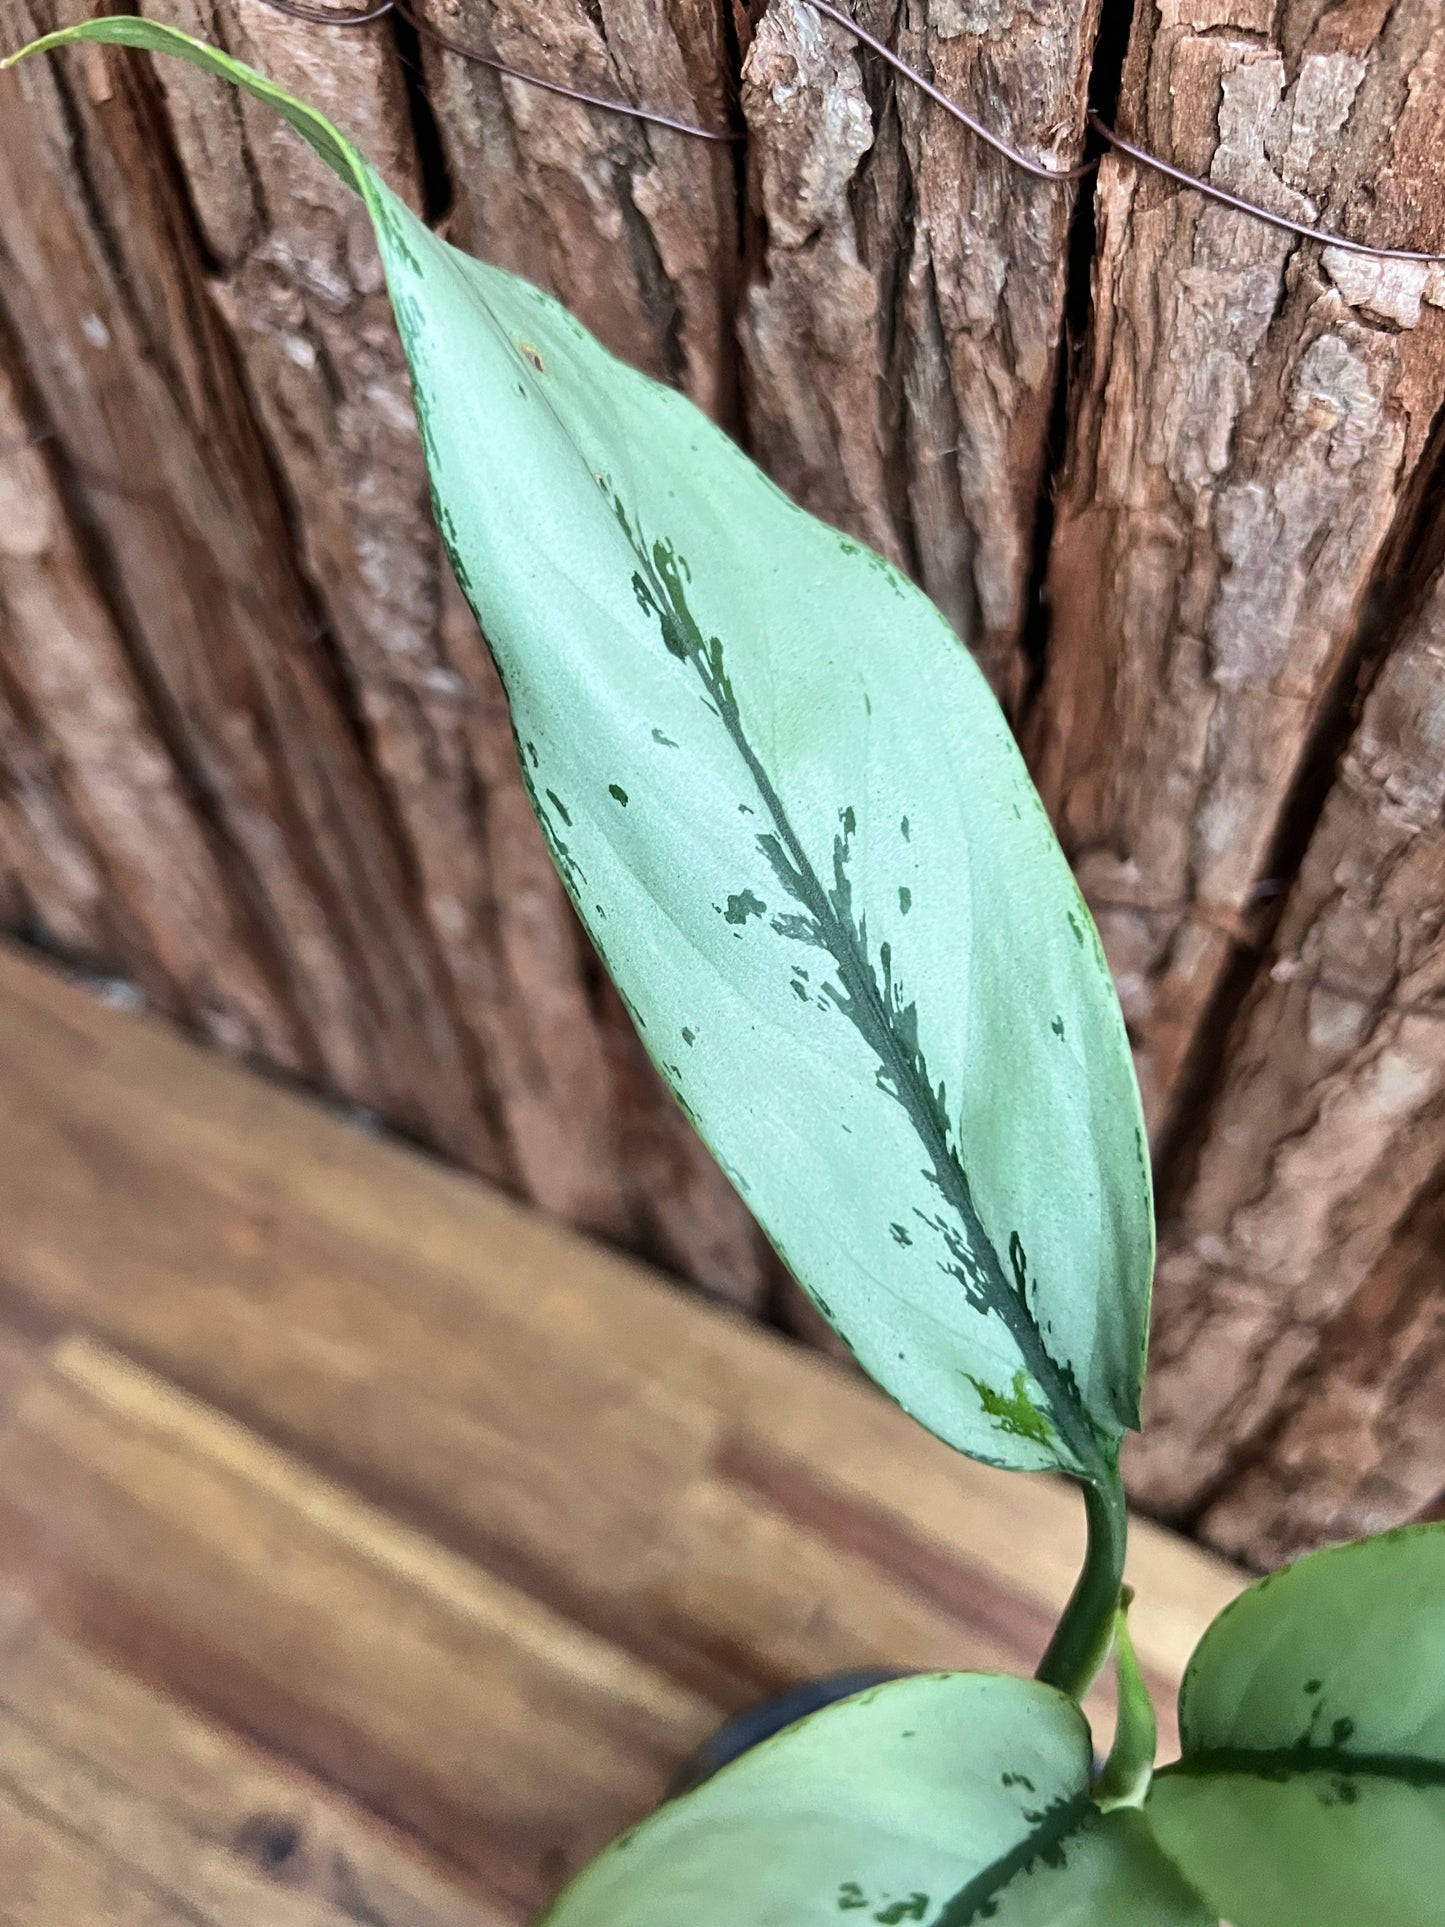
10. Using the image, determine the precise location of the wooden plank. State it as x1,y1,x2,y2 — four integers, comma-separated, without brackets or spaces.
1127,555,1445,1537
0,944,1241,1728
0,1337,713,1915
737,0,1101,698
0,1596,509,1926
1028,0,1445,1137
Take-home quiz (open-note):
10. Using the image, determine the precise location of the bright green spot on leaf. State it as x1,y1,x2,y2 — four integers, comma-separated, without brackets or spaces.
965,1370,1054,1447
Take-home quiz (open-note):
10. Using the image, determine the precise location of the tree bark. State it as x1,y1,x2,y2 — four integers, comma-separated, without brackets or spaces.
738,0,1101,697
0,0,499,1161
1029,0,1445,1137
1200,1176,1445,1568
0,0,769,1304
1127,548,1445,1532
413,0,739,419
1,341,296,1042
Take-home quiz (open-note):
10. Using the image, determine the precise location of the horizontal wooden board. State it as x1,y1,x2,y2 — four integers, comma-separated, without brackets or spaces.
0,943,1242,1918
0,1592,509,1927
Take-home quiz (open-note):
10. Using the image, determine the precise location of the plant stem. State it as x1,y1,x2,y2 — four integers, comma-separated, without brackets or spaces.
1035,1466,1129,1700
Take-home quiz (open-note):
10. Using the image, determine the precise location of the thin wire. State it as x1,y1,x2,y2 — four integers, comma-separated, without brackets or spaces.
0,425,56,456
808,0,1091,182
387,0,737,143
245,0,394,24
1087,110,1445,265
11,0,1443,261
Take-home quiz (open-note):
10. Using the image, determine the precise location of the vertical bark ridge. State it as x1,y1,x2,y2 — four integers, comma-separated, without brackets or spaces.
1029,0,1445,1141
738,0,1104,702
1127,544,1445,1526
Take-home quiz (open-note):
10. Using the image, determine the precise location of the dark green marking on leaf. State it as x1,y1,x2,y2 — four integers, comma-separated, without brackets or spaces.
651,727,678,747
608,783,629,806
1304,1680,1323,1695
838,1882,868,1911
739,802,756,815
724,889,766,926
545,789,572,827
616,509,1106,1476
899,887,912,915
1161,1746,1445,1791
1066,911,1084,947
524,741,539,767
890,1223,913,1247
792,978,809,1001
1332,1718,1356,1746
932,1792,1094,1926
1051,1015,1065,1040
900,816,910,841
682,1027,695,1046
512,755,586,896
874,1896,928,1923
965,1371,1054,1447
1000,1773,1035,1792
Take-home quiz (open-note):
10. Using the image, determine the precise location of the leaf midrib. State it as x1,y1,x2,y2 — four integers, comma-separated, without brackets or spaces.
930,1791,1096,1925
628,533,1105,1479
1160,1746,1445,1790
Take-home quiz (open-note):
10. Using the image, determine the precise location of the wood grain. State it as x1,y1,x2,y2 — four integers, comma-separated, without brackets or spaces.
1029,0,1445,1137
0,1337,713,1915
0,941,1241,1889
0,944,1239,1685
0,1598,511,1926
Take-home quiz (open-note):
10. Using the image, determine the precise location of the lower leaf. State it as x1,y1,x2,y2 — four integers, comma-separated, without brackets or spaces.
537,1674,1214,1926
1148,1766,1444,1927
1146,1522,1445,1927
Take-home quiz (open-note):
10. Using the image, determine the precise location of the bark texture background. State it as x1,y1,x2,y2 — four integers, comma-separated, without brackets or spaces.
2,0,1444,1565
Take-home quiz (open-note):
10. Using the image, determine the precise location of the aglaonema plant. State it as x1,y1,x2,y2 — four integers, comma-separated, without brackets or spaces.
6,20,1443,1925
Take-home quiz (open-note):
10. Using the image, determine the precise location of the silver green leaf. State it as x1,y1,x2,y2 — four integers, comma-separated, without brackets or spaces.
537,1673,1213,1927
1147,1524,1445,1927
4,19,1153,1479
